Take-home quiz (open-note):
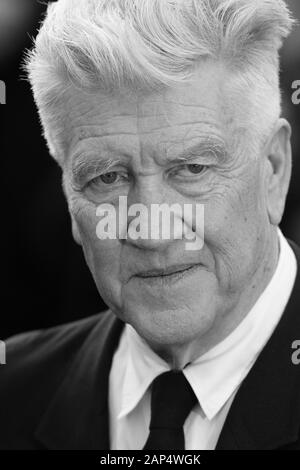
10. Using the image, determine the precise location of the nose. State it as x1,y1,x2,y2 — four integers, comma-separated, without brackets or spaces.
124,177,183,251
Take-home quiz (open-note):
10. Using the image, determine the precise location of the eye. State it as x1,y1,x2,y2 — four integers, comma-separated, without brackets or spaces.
88,170,130,189
186,164,205,174
173,163,206,178
99,172,119,184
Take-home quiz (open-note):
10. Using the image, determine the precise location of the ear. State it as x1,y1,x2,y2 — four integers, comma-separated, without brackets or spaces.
62,171,83,246
71,214,82,245
264,118,292,226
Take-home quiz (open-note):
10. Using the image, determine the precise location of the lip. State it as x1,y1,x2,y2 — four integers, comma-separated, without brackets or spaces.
136,263,200,278
133,263,203,285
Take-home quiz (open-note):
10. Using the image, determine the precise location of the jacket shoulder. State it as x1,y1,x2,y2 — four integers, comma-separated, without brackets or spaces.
0,311,113,442
1,311,112,382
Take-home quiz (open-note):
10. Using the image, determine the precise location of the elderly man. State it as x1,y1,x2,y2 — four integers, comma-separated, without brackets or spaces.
0,0,299,450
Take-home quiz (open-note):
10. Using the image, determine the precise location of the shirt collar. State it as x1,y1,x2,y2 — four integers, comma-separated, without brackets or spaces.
118,230,297,421
118,324,169,419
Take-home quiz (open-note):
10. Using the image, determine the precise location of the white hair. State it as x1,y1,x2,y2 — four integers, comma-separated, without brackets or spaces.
25,0,294,163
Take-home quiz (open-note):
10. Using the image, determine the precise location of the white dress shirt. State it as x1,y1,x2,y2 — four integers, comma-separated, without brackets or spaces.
109,230,297,450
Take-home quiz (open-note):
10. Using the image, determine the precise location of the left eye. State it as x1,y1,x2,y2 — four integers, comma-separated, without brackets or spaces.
185,164,205,174
175,164,206,176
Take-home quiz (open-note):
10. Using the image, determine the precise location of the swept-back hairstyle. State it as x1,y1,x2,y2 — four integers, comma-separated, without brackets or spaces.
25,0,294,163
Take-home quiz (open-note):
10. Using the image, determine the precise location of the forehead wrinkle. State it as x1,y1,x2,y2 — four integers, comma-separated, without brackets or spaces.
129,120,219,135
65,103,141,156
135,99,219,129
69,128,140,161
69,131,139,157
136,104,223,169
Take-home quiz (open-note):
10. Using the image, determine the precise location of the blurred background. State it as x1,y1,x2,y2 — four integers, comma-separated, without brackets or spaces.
1,0,299,338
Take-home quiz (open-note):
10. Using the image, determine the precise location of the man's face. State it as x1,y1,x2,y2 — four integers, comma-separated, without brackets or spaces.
63,62,275,349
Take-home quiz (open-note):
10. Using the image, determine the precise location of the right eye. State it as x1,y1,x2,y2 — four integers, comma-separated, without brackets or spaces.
98,172,119,185
88,170,130,188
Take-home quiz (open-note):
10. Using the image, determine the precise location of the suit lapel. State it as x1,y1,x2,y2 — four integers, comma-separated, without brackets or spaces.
35,311,125,450
217,240,300,449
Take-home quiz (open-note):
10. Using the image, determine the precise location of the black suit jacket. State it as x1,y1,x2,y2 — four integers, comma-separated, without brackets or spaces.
1,241,300,450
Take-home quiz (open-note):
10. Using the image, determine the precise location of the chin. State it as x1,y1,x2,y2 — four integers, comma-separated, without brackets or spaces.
122,300,217,348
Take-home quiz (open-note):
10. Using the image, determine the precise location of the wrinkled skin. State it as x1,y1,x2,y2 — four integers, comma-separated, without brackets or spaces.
62,62,291,368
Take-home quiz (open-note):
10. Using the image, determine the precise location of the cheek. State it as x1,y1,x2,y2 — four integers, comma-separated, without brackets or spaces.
205,170,267,237
203,179,268,286
71,196,122,286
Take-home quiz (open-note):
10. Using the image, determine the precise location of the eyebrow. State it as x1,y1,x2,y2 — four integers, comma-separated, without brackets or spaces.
70,137,227,188
165,137,228,164
71,156,126,189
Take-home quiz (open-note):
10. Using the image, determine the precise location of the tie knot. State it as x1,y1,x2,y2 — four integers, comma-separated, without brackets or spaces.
149,370,197,430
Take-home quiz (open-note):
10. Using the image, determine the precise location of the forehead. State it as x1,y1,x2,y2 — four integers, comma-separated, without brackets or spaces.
63,62,228,164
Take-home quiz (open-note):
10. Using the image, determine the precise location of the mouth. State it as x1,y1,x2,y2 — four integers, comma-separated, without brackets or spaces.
133,263,203,285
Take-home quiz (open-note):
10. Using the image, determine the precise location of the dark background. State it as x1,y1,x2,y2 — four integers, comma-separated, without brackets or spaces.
1,0,299,338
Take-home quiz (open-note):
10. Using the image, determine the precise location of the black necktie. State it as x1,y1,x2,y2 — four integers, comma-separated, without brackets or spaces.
143,370,197,450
